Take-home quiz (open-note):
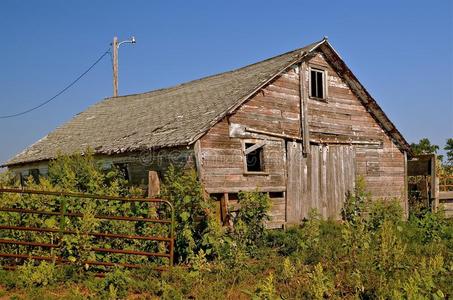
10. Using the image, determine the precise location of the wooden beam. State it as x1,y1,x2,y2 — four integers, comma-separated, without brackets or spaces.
193,140,204,181
299,62,310,154
221,193,229,225
245,127,302,141
403,151,408,219
193,140,210,199
244,142,266,155
311,139,382,146
148,171,160,197
244,127,381,146
431,155,439,212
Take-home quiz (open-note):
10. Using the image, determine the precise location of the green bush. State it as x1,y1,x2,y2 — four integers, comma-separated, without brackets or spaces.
16,260,61,288
230,191,272,255
0,154,452,299
159,165,221,262
159,167,273,263
409,209,449,243
341,176,370,225
367,199,404,230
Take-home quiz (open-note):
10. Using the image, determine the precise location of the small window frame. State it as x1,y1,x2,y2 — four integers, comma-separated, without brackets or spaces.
29,169,40,183
309,66,328,101
113,163,130,181
242,140,268,175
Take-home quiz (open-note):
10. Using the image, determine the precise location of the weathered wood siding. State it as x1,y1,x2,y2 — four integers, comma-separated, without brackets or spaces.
230,67,302,137
287,142,355,222
9,148,196,192
306,52,406,205
105,148,196,186
198,52,406,224
198,68,302,226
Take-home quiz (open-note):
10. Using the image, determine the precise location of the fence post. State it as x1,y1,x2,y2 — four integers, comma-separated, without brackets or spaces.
148,171,160,197
169,202,175,267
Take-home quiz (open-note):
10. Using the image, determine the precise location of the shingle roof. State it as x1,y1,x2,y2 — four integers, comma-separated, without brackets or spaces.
4,40,323,166
4,38,411,166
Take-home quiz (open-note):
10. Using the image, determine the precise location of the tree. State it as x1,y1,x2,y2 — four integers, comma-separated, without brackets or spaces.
410,138,439,155
444,138,453,166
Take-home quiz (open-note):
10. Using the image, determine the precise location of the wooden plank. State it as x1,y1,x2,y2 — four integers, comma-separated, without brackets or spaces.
439,192,453,200
286,141,303,224
244,141,266,155
403,151,409,217
326,146,334,218
431,155,440,211
321,146,328,217
306,148,313,218
339,146,345,217
311,145,320,212
148,171,160,197
300,62,310,154
332,147,339,218
301,150,308,219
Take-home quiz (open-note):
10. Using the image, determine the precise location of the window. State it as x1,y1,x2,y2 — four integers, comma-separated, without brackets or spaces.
310,68,326,99
114,163,130,181
29,169,40,183
244,142,265,172
19,172,27,186
269,191,284,198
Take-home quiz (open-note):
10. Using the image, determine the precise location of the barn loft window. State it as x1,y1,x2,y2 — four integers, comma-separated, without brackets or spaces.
310,68,326,99
244,142,265,173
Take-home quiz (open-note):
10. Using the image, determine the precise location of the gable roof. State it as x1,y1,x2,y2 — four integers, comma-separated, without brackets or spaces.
4,38,411,167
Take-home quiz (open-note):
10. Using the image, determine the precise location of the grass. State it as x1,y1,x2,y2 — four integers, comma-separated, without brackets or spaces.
0,209,451,300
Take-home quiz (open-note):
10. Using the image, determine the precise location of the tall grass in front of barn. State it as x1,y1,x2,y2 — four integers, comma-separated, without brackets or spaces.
0,153,451,299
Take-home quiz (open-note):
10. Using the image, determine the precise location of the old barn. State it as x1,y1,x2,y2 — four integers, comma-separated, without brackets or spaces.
3,38,412,227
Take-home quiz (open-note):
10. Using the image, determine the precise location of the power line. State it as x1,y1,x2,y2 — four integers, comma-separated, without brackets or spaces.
0,49,111,119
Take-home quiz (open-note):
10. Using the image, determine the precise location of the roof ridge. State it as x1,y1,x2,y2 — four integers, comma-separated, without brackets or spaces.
104,39,324,101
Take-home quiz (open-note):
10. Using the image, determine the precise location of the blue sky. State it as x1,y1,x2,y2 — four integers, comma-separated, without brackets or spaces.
0,0,452,165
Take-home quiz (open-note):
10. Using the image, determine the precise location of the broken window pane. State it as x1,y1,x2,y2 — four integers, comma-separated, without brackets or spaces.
245,143,264,172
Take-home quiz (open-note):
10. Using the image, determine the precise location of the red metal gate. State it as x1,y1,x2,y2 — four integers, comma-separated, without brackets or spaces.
0,188,175,271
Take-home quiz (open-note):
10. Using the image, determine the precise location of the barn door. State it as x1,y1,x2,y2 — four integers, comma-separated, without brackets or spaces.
286,142,356,224
286,141,305,224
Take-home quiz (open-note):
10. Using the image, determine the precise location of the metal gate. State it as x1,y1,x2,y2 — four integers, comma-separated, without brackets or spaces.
0,188,175,271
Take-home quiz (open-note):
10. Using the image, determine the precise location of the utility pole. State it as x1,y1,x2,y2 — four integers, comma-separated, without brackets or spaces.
112,35,136,97
112,36,119,97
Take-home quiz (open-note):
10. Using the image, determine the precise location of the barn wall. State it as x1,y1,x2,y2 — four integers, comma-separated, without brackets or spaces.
197,68,302,226
102,148,195,187
8,161,50,184
306,52,406,205
198,66,302,185
7,148,196,192
198,51,407,225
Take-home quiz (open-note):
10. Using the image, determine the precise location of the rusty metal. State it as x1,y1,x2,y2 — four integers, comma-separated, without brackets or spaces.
0,225,172,241
0,238,57,248
0,188,175,270
0,207,172,223
91,247,171,258
0,238,170,258
0,253,147,269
